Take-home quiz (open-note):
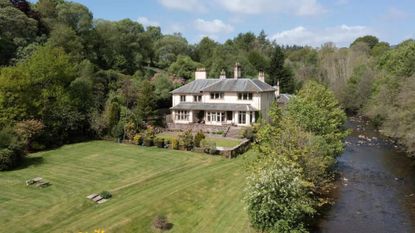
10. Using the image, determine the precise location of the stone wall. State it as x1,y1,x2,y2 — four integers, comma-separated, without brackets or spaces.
218,139,251,159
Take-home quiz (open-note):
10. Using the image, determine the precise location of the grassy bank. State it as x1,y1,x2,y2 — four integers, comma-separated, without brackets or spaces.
156,132,242,148
0,141,254,233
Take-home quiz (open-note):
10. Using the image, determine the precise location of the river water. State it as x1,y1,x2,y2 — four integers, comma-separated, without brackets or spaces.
317,116,415,233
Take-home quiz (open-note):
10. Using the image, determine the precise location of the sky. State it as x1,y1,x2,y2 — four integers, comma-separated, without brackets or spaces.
54,0,415,47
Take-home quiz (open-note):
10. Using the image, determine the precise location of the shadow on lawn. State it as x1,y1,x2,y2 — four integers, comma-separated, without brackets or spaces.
15,157,44,170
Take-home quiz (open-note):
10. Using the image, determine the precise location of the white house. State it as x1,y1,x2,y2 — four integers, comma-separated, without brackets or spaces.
170,63,279,126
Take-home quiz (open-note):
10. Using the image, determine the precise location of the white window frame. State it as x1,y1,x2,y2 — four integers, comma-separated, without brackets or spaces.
180,95,186,102
238,111,246,124
193,95,202,102
238,92,253,100
176,110,189,120
210,92,224,100
206,111,225,122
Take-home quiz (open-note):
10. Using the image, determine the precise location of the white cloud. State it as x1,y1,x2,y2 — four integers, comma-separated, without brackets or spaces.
270,25,372,47
137,17,159,27
217,0,325,16
158,0,206,12
194,19,234,34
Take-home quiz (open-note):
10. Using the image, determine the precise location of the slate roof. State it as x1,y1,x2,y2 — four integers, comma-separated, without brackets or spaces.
170,102,257,111
171,78,275,94
170,79,218,94
277,94,293,104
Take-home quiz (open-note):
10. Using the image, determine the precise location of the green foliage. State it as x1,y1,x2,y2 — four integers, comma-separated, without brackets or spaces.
133,134,143,145
286,81,348,156
171,138,179,150
248,81,347,232
143,137,153,147
0,149,20,171
0,2,38,44
241,127,255,141
135,80,157,123
14,120,44,150
378,39,415,77
351,35,379,49
268,45,295,93
244,157,314,232
193,131,205,148
168,55,202,80
0,127,25,171
155,34,189,68
341,65,374,112
178,130,193,150
99,191,112,199
153,73,174,107
154,137,164,148
55,1,92,33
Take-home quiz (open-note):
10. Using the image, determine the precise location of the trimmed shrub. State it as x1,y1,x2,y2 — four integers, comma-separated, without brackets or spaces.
154,138,164,148
100,191,112,199
153,215,169,230
143,137,153,147
179,130,193,151
144,125,156,139
0,149,22,171
193,130,205,148
133,134,143,145
171,138,179,150
164,139,171,148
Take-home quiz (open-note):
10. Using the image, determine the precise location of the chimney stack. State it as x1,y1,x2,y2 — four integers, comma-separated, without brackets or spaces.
258,69,265,82
195,67,207,80
220,69,226,79
233,62,241,79
273,81,280,98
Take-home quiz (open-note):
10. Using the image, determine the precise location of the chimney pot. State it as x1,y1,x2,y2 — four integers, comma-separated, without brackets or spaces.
195,67,207,80
220,69,226,79
234,62,241,79
258,70,265,82
273,81,280,98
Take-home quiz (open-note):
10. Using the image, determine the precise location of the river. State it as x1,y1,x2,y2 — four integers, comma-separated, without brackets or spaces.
316,116,415,233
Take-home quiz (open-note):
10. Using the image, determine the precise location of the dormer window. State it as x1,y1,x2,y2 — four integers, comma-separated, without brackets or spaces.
210,92,224,100
238,93,253,100
180,95,186,102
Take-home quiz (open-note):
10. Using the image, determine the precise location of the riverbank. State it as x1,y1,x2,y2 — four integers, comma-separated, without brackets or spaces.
316,117,415,233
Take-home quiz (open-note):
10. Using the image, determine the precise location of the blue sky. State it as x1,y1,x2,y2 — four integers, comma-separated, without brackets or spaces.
54,0,414,47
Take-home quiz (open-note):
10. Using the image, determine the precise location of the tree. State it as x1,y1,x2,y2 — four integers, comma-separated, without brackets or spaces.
351,35,379,49
153,73,174,108
268,45,295,93
55,1,92,33
135,80,157,123
286,81,348,156
154,34,189,68
0,0,39,64
0,45,88,146
244,156,314,232
168,55,202,80
47,23,84,60
14,119,44,151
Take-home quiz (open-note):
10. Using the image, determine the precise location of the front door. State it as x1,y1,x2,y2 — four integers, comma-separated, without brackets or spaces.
226,111,232,121
197,110,205,123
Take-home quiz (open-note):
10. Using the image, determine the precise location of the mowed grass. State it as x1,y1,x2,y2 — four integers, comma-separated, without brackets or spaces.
0,141,255,233
157,132,242,148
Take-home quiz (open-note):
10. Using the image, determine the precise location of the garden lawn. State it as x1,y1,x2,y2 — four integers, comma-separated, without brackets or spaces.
157,132,242,148
0,141,255,233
